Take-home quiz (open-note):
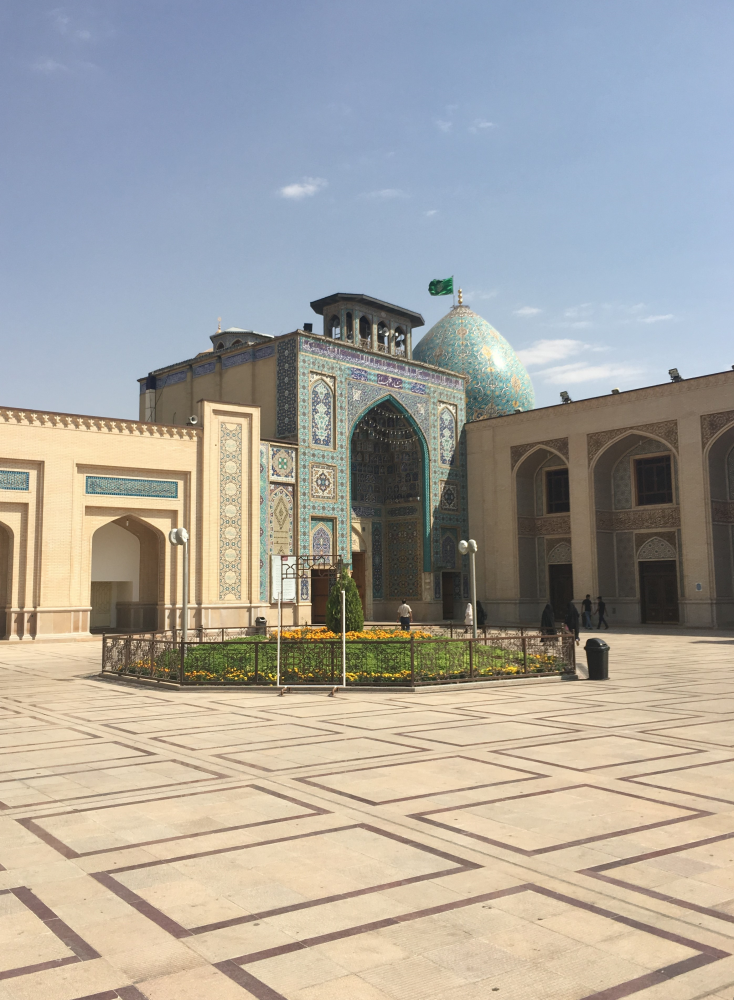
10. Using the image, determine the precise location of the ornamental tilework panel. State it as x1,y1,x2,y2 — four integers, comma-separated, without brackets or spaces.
372,522,383,599
441,528,458,569
637,535,677,561
270,446,296,482
438,406,456,466
352,505,379,518
193,360,216,377
276,339,298,438
259,444,268,602
434,573,442,599
86,475,178,499
347,381,430,441
310,376,334,448
311,518,334,558
310,463,337,501
387,505,418,518
439,480,459,512
301,336,463,391
0,470,29,491
219,423,242,601
387,520,421,599
269,485,294,554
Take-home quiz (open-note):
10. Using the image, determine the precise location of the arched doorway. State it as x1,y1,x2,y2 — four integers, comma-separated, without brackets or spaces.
0,522,11,640
350,400,426,619
515,446,571,623
707,424,734,625
592,433,679,624
90,517,160,632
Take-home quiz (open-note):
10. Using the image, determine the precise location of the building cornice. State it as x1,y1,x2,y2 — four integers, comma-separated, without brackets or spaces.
0,406,199,439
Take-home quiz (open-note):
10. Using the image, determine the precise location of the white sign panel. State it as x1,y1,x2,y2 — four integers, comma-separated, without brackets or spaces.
271,555,296,603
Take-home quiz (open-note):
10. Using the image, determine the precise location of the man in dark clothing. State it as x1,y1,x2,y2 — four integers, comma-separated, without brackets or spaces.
540,604,556,636
476,601,487,627
564,602,580,643
581,594,593,629
597,596,609,629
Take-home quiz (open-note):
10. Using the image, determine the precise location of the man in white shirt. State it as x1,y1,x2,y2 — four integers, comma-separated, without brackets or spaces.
397,600,412,631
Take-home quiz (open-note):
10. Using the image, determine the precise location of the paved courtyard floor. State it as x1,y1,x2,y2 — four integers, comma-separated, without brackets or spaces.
2,630,734,999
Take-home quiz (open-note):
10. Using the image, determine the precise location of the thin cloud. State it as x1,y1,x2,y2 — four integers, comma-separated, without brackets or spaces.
435,120,452,133
469,119,495,133
513,306,541,317
517,339,585,368
31,57,69,74
640,313,674,324
563,303,593,319
278,177,327,200
539,362,643,386
49,7,93,40
362,189,408,200
465,289,498,302
424,209,438,217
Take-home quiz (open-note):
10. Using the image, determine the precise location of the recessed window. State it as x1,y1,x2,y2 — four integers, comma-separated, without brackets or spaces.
546,468,570,514
635,455,673,506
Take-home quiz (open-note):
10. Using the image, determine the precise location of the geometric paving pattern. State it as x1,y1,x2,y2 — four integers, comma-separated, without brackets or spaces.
3,629,734,999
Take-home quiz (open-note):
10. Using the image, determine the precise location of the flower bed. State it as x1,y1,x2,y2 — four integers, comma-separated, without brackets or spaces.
102,631,575,687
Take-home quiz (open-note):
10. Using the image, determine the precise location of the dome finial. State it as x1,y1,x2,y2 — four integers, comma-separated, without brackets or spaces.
217,317,221,333
457,288,463,306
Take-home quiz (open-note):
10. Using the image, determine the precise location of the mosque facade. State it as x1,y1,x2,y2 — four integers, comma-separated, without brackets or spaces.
0,290,732,639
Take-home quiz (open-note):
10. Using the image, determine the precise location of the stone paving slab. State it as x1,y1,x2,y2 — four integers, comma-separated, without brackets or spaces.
2,630,734,998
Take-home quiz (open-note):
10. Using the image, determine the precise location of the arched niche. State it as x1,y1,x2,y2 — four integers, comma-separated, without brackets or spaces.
707,423,734,623
350,398,429,615
328,314,341,340
514,447,570,620
592,432,679,622
0,521,12,640
90,516,161,632
359,315,371,346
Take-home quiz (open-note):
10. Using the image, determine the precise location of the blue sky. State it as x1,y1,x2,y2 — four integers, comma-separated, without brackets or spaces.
1,0,733,417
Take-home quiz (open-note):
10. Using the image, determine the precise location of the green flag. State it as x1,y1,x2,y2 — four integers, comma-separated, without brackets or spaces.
428,277,453,296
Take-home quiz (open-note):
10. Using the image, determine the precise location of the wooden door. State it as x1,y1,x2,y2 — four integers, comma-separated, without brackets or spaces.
310,570,331,624
640,560,679,623
548,564,573,620
352,552,366,611
442,572,456,619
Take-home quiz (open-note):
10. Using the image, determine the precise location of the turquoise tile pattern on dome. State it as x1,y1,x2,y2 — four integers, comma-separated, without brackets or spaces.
413,304,535,421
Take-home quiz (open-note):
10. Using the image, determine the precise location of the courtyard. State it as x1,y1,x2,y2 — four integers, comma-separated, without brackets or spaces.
1,631,734,999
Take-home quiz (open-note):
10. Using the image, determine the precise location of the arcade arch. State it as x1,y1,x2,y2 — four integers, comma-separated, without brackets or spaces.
515,447,571,621
90,517,161,632
592,433,679,624
707,423,734,625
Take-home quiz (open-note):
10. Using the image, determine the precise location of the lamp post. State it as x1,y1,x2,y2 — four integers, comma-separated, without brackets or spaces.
458,538,478,640
168,527,189,643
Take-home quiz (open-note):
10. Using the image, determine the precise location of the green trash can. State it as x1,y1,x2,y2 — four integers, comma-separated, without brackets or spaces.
584,638,609,680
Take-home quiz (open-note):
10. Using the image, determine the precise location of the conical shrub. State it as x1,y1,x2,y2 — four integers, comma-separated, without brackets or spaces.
326,568,364,634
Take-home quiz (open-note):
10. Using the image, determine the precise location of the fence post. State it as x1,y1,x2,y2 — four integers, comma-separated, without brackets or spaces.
124,636,130,674
522,636,528,674
254,640,259,685
410,636,415,686
330,642,335,683
221,627,225,643
179,639,185,685
469,638,473,679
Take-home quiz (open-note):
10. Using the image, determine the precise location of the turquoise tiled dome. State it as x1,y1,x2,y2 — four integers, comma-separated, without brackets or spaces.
413,304,535,420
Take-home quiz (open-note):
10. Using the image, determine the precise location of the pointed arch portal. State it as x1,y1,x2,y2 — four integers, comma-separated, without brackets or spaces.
350,397,429,607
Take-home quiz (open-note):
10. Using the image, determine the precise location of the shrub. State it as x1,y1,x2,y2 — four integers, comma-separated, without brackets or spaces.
325,568,364,633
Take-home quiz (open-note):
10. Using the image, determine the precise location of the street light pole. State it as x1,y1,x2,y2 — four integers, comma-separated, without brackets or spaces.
458,538,478,640
168,527,189,643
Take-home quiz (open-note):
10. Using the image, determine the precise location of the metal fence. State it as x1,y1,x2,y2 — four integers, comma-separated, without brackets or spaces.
101,632,576,687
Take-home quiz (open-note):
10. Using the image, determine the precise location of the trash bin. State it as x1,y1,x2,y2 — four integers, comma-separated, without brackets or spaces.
254,615,268,636
584,638,609,680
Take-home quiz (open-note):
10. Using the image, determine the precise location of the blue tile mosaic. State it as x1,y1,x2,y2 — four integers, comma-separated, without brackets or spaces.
193,361,216,377
0,470,30,491
156,370,187,388
387,505,418,517
301,336,463,390
352,505,379,518
311,379,334,448
277,339,298,438
85,476,178,498
259,443,268,601
413,304,535,420
372,521,383,599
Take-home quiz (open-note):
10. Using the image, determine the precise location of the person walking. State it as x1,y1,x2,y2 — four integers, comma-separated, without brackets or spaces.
464,602,473,633
397,599,412,631
476,600,487,627
597,596,609,630
564,601,580,643
540,603,556,637
581,594,593,629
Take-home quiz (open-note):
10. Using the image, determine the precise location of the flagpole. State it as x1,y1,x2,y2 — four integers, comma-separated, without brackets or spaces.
452,276,456,308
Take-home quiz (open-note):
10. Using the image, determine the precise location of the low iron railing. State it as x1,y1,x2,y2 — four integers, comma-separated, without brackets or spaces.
101,632,576,687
